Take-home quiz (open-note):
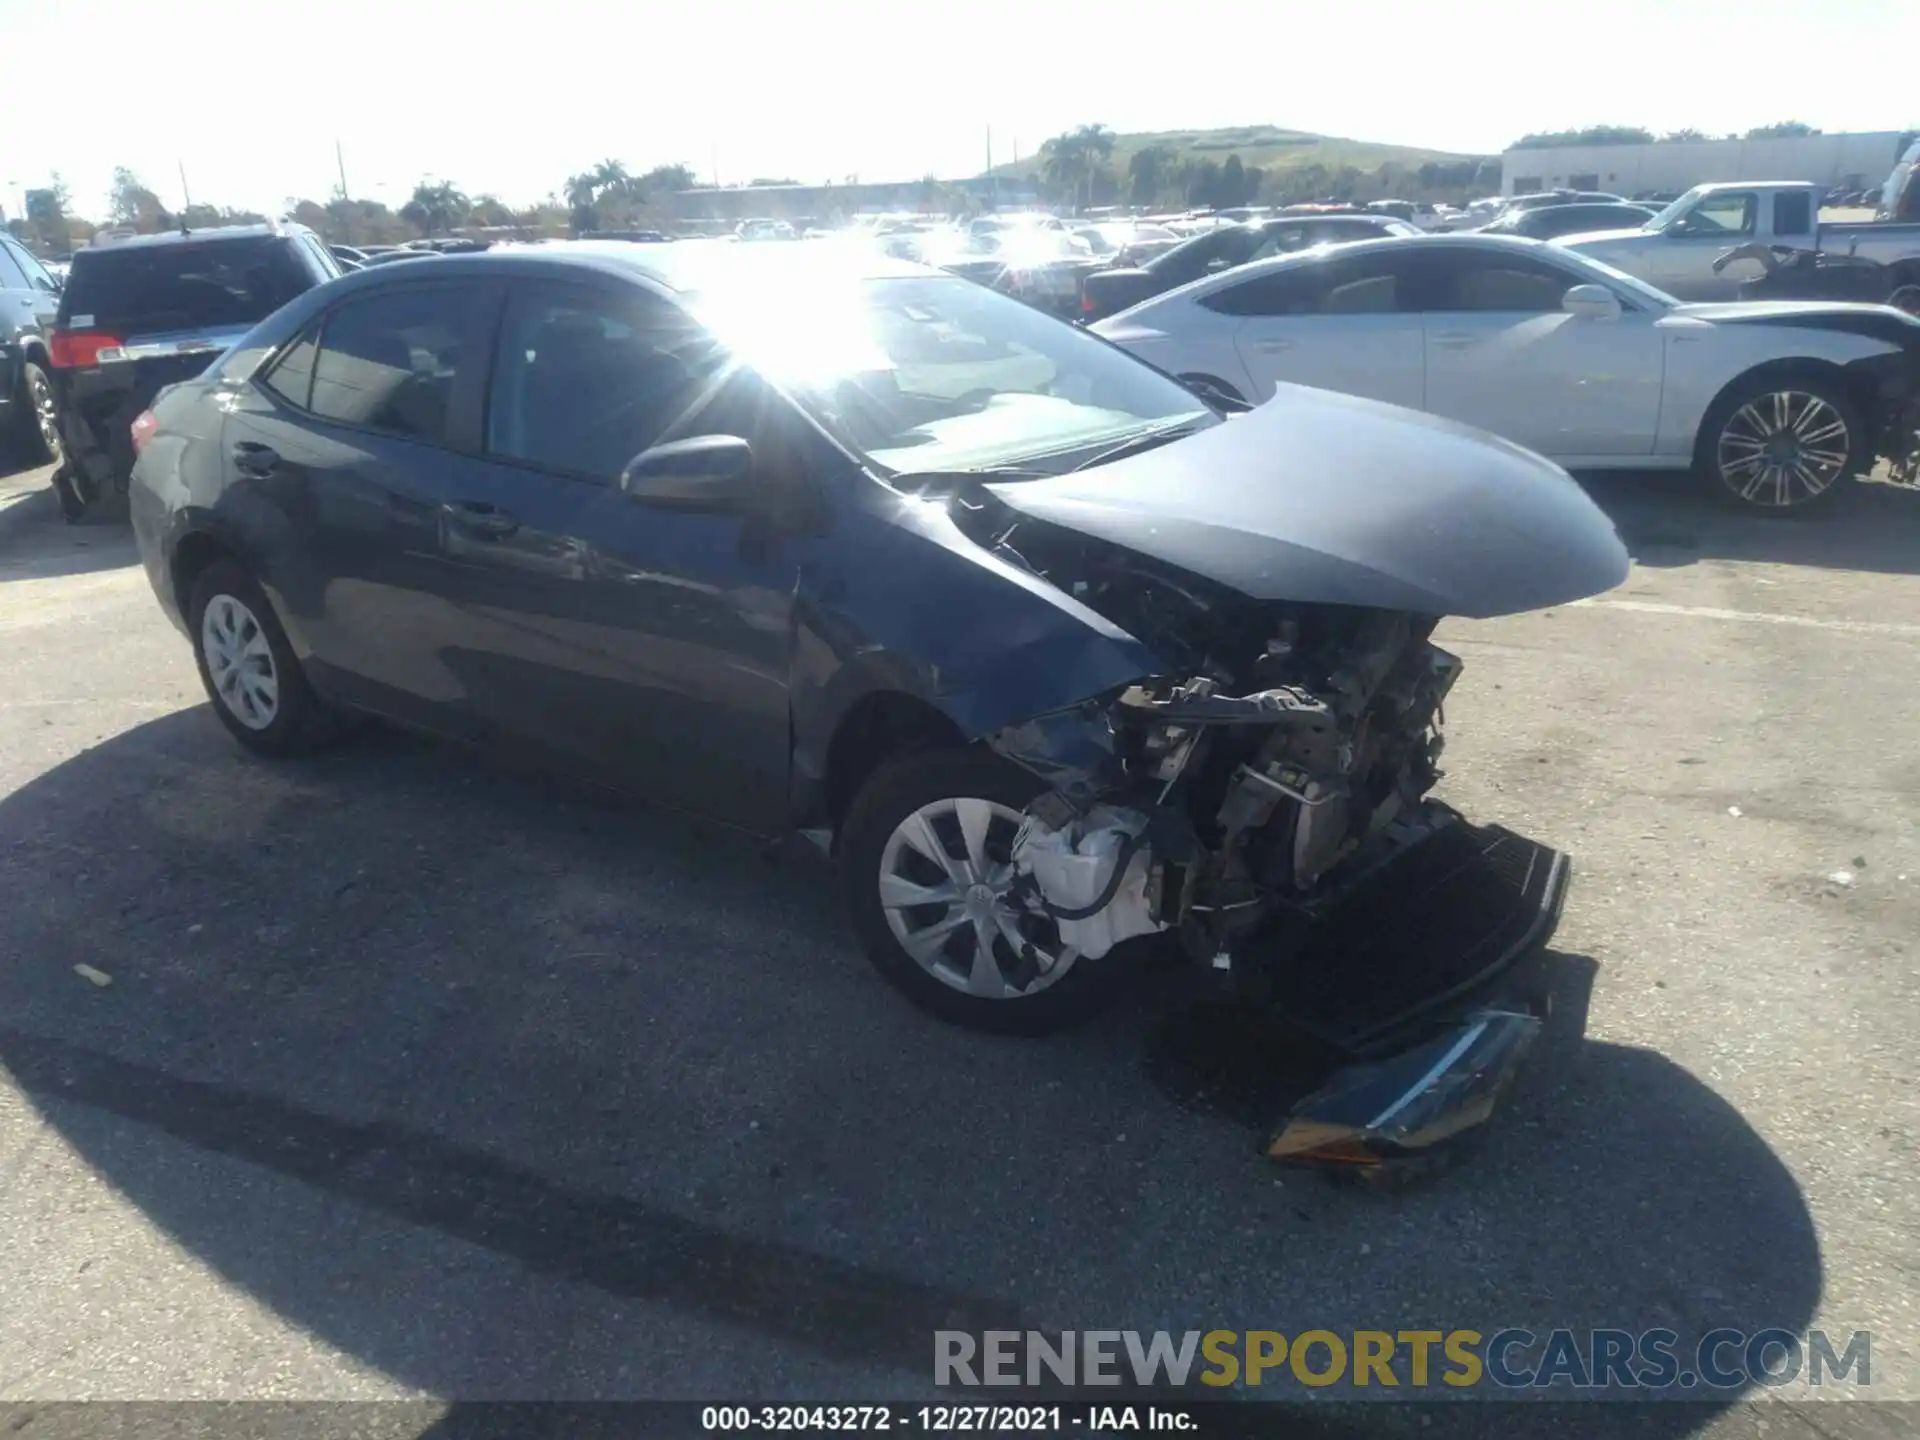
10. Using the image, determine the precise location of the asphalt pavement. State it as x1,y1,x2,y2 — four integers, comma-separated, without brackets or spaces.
0,457,1917,1438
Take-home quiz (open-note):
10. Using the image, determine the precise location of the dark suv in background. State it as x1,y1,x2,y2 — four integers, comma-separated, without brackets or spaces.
48,222,338,518
0,233,65,466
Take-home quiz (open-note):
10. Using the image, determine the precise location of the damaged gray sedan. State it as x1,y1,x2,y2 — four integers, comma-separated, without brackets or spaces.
129,241,1629,1172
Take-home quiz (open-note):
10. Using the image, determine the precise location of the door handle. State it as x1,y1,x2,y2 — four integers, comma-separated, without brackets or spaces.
444,500,519,538
1249,338,1293,353
1430,332,1479,349
231,441,280,477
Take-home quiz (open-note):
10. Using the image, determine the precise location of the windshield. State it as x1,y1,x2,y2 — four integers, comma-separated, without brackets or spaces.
1645,187,1709,231
696,272,1213,476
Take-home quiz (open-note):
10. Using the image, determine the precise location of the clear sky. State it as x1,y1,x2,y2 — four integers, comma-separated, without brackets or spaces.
4,0,1913,219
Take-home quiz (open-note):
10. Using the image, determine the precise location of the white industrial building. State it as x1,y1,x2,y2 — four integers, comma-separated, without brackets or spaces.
1501,131,1910,198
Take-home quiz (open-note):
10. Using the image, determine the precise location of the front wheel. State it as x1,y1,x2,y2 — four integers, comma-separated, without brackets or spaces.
1696,373,1863,514
839,749,1124,1034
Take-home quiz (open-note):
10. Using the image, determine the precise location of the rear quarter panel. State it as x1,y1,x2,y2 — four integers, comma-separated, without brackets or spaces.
129,378,237,633
1093,297,1254,398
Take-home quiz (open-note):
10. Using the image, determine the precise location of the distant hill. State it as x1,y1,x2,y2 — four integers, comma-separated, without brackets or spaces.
983,124,1481,180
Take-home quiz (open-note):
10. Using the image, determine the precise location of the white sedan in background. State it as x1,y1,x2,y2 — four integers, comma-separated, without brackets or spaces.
1093,234,1920,512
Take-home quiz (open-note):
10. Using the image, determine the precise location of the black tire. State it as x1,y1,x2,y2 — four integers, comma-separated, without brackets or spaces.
186,560,340,758
11,358,61,466
1694,370,1864,516
1886,267,1920,317
839,748,1127,1035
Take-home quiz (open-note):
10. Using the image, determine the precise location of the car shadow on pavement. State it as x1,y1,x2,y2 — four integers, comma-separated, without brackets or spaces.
0,496,139,582
1576,472,1920,577
0,709,1822,1433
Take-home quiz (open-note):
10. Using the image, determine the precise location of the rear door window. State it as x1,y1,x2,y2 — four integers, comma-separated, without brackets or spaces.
1201,253,1415,317
307,284,492,445
0,244,28,290
60,238,317,333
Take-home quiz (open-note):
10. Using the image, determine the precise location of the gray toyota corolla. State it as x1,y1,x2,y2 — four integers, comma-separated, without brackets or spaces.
128,240,1628,1174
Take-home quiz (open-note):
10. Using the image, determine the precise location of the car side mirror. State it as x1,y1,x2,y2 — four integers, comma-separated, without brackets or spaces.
619,435,754,510
1561,284,1622,320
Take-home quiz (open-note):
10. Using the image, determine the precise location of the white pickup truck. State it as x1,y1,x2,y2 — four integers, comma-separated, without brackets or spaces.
1554,181,1920,305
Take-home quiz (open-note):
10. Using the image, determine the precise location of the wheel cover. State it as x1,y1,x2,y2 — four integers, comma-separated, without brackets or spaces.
877,796,1078,1000
200,593,280,730
26,366,60,457
1716,390,1850,507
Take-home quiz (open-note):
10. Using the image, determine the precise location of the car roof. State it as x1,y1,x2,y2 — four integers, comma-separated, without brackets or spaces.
75,223,306,255
323,237,934,300
1166,232,1562,285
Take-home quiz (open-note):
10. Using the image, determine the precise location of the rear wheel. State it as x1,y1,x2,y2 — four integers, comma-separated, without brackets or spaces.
187,560,341,757
1696,372,1863,514
839,749,1123,1034
11,359,60,466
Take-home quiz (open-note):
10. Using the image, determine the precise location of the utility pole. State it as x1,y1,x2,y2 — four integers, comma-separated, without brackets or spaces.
987,126,996,211
336,140,350,201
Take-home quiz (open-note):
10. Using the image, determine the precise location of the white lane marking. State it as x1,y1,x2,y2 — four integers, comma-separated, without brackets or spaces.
1572,598,1920,638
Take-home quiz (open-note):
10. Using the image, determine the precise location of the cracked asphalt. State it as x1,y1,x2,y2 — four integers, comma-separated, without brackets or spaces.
0,458,1916,1438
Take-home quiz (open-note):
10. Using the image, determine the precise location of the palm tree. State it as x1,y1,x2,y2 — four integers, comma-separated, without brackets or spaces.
563,172,599,236
1041,137,1086,209
1072,124,1116,166
1128,147,1169,207
1070,124,1116,210
563,172,597,209
401,179,469,236
593,159,631,205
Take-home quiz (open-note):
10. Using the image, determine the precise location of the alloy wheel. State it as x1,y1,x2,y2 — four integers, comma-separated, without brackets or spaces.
877,796,1077,999
201,593,280,730
1716,390,1851,508
26,366,60,459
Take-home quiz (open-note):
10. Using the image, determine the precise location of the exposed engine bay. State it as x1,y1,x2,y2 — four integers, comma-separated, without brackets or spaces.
952,487,1462,972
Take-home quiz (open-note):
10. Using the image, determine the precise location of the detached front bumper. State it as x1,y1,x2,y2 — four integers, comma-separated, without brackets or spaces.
1241,813,1570,1179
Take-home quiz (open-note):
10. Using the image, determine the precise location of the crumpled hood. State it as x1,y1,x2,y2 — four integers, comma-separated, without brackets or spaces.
984,384,1630,618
